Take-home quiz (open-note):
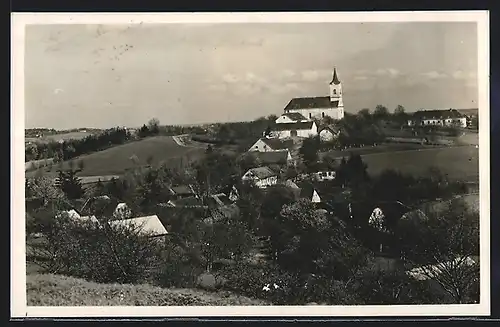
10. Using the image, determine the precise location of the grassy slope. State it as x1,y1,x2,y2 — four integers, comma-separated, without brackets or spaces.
326,145,478,181
26,136,206,178
361,145,479,181
27,273,267,306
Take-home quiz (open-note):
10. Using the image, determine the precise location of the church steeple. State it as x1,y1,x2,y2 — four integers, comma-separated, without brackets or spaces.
330,67,341,85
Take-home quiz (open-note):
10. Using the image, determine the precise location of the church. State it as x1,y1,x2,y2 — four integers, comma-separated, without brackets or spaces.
283,68,345,121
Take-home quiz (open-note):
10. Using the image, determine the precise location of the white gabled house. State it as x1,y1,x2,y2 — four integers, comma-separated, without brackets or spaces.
241,166,278,189
319,125,341,142
275,112,310,124
270,121,318,139
107,215,168,237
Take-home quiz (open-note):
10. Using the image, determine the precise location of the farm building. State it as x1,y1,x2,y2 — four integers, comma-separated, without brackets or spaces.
248,137,294,152
107,215,168,237
205,193,234,209
407,109,467,128
318,125,341,142
283,68,345,121
313,170,336,182
270,121,318,139
241,166,278,189
168,185,197,200
275,112,310,124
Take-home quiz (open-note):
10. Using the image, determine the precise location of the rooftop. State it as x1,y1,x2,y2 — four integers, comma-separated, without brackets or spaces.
260,137,294,150
108,215,168,237
281,112,309,122
272,121,315,132
285,97,339,111
244,166,277,180
253,151,290,165
410,109,466,120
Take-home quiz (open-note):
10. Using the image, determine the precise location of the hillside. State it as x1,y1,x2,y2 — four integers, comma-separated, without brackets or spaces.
361,145,479,181
26,136,207,178
27,273,267,306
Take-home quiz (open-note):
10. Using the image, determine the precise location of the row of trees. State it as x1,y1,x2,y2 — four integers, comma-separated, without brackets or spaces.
25,127,133,163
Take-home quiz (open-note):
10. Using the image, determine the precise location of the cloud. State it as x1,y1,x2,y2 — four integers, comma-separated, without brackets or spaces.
421,71,448,80
374,68,401,78
53,88,64,95
354,76,369,81
301,70,321,82
281,69,296,79
222,73,240,84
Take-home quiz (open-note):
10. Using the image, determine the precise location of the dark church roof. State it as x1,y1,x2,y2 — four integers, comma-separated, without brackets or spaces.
330,68,341,85
284,97,339,111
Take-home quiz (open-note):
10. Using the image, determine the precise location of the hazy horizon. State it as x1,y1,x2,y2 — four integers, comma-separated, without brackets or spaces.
25,22,479,130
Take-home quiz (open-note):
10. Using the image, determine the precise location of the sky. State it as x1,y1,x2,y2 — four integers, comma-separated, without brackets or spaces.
24,22,479,129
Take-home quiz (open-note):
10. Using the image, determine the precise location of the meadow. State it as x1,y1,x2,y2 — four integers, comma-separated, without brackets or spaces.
360,145,479,181
27,273,266,306
26,136,207,178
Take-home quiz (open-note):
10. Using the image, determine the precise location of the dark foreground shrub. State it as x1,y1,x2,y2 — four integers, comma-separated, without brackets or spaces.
30,215,164,285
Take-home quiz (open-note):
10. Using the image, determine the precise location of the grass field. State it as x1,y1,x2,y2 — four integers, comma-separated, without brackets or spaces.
359,146,479,181
26,136,207,178
27,273,266,306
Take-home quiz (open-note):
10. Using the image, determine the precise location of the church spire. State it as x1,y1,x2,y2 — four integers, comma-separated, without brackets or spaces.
330,67,341,85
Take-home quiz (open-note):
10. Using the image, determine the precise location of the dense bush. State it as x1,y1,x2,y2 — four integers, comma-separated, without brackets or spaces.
30,215,164,285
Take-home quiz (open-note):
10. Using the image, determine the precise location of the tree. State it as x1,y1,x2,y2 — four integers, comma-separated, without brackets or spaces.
147,118,160,135
55,169,84,200
397,198,480,304
299,136,320,169
394,104,406,116
373,105,389,120
358,108,371,121
138,124,149,138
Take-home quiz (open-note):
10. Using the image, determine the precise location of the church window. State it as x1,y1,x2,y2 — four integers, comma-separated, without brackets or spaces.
309,113,312,119
322,112,325,118
333,89,337,95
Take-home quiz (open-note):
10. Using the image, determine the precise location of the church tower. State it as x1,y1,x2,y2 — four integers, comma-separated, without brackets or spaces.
329,67,344,108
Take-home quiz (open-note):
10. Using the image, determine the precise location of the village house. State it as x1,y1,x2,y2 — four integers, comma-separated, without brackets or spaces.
313,170,337,182
107,215,168,237
270,121,319,139
168,185,198,200
241,166,278,189
407,109,467,128
251,150,294,167
248,137,294,152
275,112,310,124
318,125,341,142
283,68,345,121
